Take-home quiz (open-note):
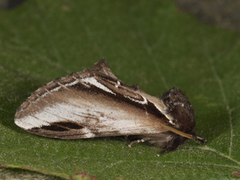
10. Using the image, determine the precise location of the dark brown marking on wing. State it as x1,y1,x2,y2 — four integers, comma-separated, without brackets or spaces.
40,121,84,131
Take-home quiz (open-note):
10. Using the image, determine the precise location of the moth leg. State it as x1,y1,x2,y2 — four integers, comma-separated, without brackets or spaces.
128,138,151,147
157,147,177,157
156,137,183,156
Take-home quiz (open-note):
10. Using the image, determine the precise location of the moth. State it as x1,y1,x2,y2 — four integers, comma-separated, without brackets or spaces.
14,59,206,156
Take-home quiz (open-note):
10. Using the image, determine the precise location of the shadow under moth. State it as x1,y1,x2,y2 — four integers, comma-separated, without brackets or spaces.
15,59,206,156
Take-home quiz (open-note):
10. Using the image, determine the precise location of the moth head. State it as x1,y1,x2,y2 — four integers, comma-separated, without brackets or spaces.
161,88,196,134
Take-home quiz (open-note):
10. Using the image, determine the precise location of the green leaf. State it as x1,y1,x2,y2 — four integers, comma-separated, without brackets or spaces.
0,0,240,179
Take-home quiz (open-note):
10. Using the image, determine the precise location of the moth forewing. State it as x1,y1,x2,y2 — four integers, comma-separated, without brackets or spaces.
14,59,206,155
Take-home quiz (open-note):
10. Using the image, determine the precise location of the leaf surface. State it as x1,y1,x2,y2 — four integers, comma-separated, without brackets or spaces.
0,0,240,179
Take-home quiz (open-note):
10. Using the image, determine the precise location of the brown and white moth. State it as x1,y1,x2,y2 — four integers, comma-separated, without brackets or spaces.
14,59,206,156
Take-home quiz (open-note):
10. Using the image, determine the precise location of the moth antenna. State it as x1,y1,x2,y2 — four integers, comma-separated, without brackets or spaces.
158,123,207,145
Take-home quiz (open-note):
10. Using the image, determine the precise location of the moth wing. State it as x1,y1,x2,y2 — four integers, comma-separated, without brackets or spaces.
14,60,170,139
14,82,169,139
